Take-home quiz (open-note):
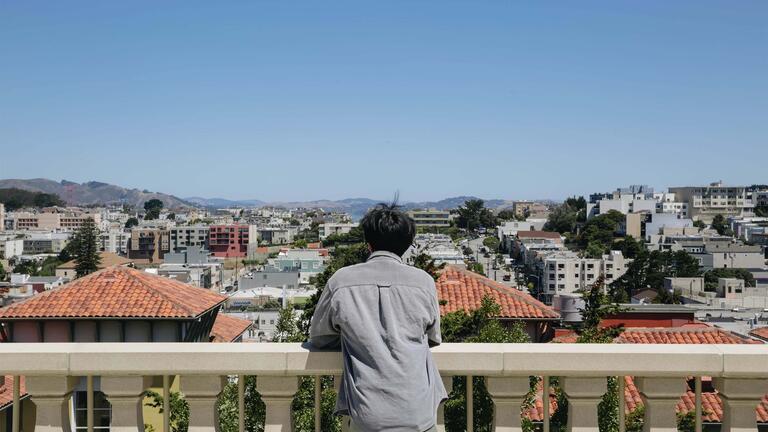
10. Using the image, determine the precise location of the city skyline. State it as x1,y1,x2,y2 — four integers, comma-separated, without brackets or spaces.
2,1,767,201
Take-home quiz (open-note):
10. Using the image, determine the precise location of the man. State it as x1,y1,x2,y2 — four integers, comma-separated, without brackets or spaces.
310,203,447,432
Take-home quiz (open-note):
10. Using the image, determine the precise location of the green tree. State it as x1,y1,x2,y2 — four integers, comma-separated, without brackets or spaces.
585,241,607,259
0,261,6,281
272,307,303,342
543,198,585,234
497,209,516,221
457,199,497,231
70,218,102,278
755,204,768,218
144,199,164,220
144,390,190,432
482,236,500,252
710,214,733,236
0,188,66,211
704,268,756,290
293,239,308,249
13,260,39,276
321,225,364,247
217,376,266,432
692,219,706,230
412,253,446,281
577,210,625,251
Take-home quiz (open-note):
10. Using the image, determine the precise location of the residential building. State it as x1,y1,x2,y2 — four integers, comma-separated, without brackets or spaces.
586,185,657,219
256,227,294,245
0,238,24,260
407,209,451,228
436,265,560,341
267,249,325,284
511,230,564,265
226,286,317,308
22,232,71,254
55,252,134,279
511,201,549,218
643,213,694,242
0,266,251,343
405,234,465,266
497,219,548,251
318,222,357,240
6,209,101,231
542,250,630,302
127,228,170,262
664,277,706,298
208,224,256,258
99,229,130,254
240,269,301,291
170,225,210,252
697,241,765,270
0,203,4,232
669,181,755,222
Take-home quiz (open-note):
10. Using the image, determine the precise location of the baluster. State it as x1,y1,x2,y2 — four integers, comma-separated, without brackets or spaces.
180,376,226,432
256,376,299,432
561,377,607,432
314,376,321,432
436,376,453,432
467,376,474,432
486,376,529,432
101,376,152,432
25,376,77,432
635,377,682,432
714,378,768,432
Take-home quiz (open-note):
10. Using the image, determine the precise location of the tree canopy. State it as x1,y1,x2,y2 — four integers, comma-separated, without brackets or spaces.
0,188,65,211
543,196,586,234
143,199,164,220
456,199,497,231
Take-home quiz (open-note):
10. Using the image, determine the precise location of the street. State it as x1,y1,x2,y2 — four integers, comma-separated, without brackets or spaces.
463,236,516,287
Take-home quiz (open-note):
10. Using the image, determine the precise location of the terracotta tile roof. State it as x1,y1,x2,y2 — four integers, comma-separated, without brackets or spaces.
0,266,226,319
615,327,761,345
56,252,133,270
0,376,27,410
210,313,253,342
750,327,768,342
516,231,562,240
436,266,559,319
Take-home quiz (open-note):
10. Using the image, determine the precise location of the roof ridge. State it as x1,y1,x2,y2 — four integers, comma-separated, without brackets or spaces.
122,268,213,317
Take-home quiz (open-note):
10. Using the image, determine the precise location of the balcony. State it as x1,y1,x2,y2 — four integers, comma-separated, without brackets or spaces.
2,343,768,432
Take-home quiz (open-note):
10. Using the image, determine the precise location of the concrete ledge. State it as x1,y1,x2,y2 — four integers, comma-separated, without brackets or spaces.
1,343,767,378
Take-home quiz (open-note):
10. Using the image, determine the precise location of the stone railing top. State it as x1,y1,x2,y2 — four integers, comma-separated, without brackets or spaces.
1,343,766,378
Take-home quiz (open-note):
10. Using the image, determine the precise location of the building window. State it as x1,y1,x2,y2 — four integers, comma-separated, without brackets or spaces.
270,320,275,324
74,391,111,432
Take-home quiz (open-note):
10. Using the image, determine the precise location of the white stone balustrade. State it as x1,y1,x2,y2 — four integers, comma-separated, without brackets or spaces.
3,343,768,432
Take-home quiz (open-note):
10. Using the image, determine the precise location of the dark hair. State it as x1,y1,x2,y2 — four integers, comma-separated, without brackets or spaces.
360,202,416,256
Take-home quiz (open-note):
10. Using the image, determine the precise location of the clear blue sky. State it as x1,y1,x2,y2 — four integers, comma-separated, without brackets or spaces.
1,1,766,202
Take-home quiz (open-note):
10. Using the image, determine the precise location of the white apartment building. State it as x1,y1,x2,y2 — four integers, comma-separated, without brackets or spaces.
542,250,630,302
587,185,657,219
0,203,5,232
407,209,451,228
170,225,210,252
318,222,357,240
99,229,130,254
0,237,24,260
668,182,754,222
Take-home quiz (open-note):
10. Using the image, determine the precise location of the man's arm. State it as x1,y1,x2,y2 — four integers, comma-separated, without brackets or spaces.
426,281,442,347
309,286,341,349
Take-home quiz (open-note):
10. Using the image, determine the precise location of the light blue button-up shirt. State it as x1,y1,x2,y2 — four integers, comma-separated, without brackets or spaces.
310,250,447,432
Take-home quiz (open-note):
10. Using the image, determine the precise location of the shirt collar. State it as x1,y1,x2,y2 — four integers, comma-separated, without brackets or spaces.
367,250,403,263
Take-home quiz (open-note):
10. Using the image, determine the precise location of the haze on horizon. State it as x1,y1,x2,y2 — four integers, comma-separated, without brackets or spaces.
1,1,766,202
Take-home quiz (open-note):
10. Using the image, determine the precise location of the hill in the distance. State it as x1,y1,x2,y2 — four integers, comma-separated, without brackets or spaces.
0,178,192,209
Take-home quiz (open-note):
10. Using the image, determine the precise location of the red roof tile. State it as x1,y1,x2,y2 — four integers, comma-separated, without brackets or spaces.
210,314,253,343
436,266,559,319
615,327,761,345
0,266,226,319
750,327,768,342
0,376,27,410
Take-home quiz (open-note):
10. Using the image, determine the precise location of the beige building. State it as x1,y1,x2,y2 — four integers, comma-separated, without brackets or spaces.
669,182,754,222
128,228,170,262
512,201,548,218
407,209,451,228
8,209,101,231
542,250,630,303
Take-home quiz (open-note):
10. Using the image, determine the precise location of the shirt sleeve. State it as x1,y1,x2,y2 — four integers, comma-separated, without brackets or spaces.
426,280,442,347
309,285,341,349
